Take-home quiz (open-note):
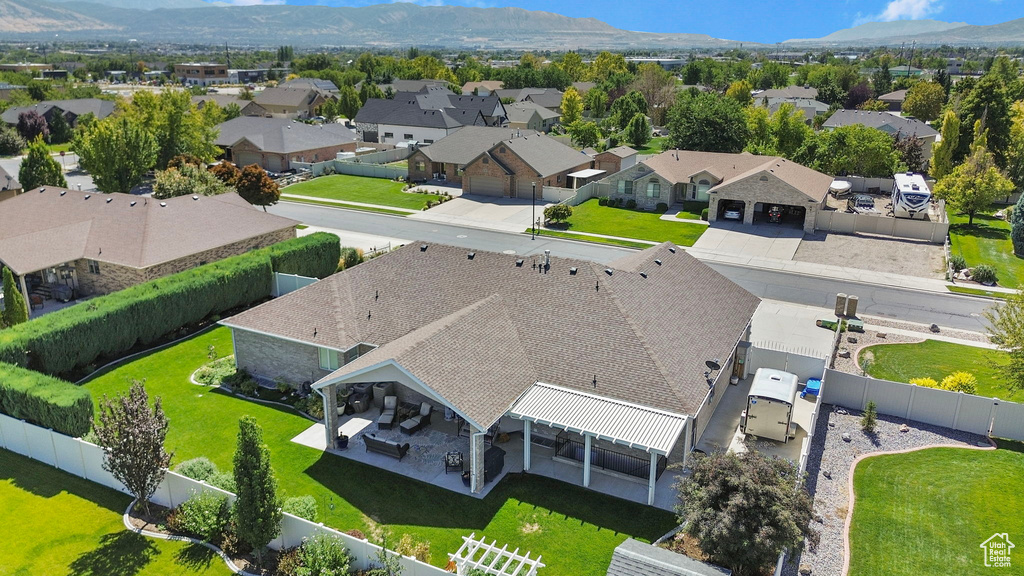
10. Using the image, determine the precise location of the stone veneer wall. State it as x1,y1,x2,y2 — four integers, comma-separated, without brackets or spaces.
233,329,333,385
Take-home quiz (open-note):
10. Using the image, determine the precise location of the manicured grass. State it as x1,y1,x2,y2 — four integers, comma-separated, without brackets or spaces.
48,142,73,154
859,339,1021,402
630,136,668,156
560,198,707,247
946,285,1010,299
279,197,413,217
948,209,1024,288
0,448,230,576
284,174,441,209
526,228,654,250
849,446,1024,576
82,328,677,576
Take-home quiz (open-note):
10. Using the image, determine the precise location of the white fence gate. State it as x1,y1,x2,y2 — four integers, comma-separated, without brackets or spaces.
0,413,452,576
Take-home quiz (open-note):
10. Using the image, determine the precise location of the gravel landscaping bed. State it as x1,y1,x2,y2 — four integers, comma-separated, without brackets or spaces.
780,406,986,576
859,316,991,344
795,232,945,279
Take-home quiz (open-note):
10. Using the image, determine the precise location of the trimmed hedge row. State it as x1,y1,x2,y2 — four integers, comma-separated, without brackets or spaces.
0,233,340,376
0,362,92,436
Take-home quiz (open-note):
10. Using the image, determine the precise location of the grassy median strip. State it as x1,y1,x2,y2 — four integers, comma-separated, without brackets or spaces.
281,197,412,216
946,285,1010,299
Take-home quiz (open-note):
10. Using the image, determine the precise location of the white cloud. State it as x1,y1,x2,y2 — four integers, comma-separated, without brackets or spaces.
854,0,943,25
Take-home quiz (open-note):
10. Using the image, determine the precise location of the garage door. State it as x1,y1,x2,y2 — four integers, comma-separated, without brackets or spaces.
234,152,262,169
468,175,504,197
265,155,283,173
516,180,535,199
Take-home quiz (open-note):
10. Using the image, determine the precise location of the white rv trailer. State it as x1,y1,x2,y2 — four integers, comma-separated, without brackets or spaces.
892,172,932,220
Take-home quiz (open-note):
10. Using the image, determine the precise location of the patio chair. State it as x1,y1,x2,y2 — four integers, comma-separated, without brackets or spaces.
444,451,463,474
400,402,433,435
377,395,398,430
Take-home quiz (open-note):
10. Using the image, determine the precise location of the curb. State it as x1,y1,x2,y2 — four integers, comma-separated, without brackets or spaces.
839,439,997,576
122,498,259,576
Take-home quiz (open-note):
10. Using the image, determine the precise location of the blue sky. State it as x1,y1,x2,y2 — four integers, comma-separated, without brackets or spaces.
206,0,1021,43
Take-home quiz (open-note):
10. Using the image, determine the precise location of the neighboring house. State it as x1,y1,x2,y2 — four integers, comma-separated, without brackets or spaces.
462,132,593,196
253,87,328,119
754,86,818,100
607,539,732,576
822,109,939,160
877,89,908,112
591,146,638,174
505,101,560,132
605,150,832,233
378,79,450,94
174,62,228,86
756,96,830,125
0,165,21,202
191,94,268,118
495,88,564,112
406,126,537,185
0,189,297,307
354,88,505,144
279,77,340,96
215,117,358,172
221,241,760,500
572,81,596,94
0,82,26,100
0,98,116,128
462,80,504,96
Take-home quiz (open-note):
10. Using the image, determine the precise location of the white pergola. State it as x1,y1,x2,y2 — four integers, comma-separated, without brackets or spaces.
509,382,688,505
449,533,545,576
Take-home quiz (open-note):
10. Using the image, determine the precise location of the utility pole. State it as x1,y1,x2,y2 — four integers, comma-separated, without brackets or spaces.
531,182,537,240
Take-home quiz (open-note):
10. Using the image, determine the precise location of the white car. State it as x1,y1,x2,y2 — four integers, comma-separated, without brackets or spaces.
723,208,742,220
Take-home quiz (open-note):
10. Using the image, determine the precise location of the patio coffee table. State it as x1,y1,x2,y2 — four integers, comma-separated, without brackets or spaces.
398,401,420,421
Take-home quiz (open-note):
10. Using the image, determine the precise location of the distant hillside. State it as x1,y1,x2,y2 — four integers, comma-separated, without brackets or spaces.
0,0,751,49
786,19,965,43
46,0,210,9
787,18,1024,46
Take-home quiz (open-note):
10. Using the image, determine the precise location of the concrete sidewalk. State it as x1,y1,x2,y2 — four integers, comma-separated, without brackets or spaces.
281,194,419,213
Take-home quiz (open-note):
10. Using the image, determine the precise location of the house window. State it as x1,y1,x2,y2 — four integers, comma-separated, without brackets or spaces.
383,132,394,139
344,347,358,364
647,180,661,198
618,180,632,195
318,348,340,371
423,139,434,144
416,161,425,172
404,134,414,140
482,157,489,164
87,260,101,274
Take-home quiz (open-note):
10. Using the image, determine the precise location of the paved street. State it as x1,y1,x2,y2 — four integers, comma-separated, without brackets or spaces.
270,201,998,332
0,152,97,192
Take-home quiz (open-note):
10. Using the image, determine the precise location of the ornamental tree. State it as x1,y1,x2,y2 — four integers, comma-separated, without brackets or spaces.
2,267,28,327
233,416,282,568
667,90,748,153
544,203,572,223
933,127,1014,225
985,291,1024,393
93,380,172,516
209,160,242,187
19,136,66,191
625,112,651,149
16,110,48,142
675,450,815,576
237,164,280,211
560,86,583,126
153,163,230,199
567,121,600,149
929,110,959,180
75,115,157,194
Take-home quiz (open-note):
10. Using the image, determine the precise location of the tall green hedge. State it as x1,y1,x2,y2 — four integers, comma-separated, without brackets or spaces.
0,362,92,437
261,232,340,279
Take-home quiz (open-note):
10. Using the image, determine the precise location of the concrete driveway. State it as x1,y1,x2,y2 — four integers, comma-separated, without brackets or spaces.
407,195,551,233
692,221,804,260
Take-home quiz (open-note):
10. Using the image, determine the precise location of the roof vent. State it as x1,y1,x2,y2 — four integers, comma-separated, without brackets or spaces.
39,188,45,193
420,244,428,251
84,194,90,200
130,201,137,206
654,259,662,265
467,252,475,260
569,267,578,275
640,272,648,278
515,259,524,267
160,202,167,207
60,190,66,196
192,195,199,200
604,268,613,276
668,247,676,254
106,197,112,203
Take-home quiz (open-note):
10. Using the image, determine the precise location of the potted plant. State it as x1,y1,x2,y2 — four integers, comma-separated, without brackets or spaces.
337,433,349,450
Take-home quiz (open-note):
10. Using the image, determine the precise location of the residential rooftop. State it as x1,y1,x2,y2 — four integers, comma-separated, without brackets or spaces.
215,116,357,154
823,109,939,138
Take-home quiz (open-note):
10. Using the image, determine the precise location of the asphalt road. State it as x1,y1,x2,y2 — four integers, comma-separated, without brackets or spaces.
269,201,997,332
0,152,97,192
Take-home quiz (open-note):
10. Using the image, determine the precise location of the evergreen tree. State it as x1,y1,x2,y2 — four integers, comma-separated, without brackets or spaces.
929,110,959,180
934,124,1015,225
337,85,362,119
19,136,67,191
2,267,28,327
47,110,73,144
625,112,651,149
232,416,281,567
872,63,892,97
1011,193,1024,256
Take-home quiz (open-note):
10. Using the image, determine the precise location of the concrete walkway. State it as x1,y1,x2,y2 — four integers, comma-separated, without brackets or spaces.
280,194,419,213
410,196,550,234
540,228,659,245
859,324,1000,349
658,207,709,225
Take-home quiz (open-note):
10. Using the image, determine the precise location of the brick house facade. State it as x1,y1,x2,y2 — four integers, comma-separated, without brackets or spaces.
604,163,678,210
230,139,357,172
462,140,592,197
407,149,465,185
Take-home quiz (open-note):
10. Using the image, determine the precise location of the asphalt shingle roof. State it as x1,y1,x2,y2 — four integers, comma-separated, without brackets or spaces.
500,133,592,177
1,98,114,125
215,117,357,154
755,86,818,99
419,126,537,165
505,101,560,124
223,242,760,427
253,87,320,108
607,539,732,576
823,109,938,138
355,98,477,129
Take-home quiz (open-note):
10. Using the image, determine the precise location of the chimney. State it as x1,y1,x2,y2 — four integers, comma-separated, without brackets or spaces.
543,249,550,269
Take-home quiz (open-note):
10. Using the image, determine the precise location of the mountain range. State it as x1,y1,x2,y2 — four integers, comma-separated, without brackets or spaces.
0,0,1023,48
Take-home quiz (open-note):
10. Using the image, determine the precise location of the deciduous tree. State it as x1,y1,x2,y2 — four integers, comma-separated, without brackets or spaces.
610,90,648,131
210,160,241,187
0,126,25,156
47,110,73,144
124,90,219,169
902,81,945,122
2,267,28,327
585,88,607,118
19,136,66,191
566,121,600,149
237,164,280,211
16,110,48,142
75,115,157,195
933,125,1015,225
233,416,281,568
795,124,900,178
956,74,1012,167
560,86,583,126
675,450,815,576
725,80,752,107
667,90,748,153
338,85,361,119
557,51,585,82
93,380,172,516
625,112,651,148
986,291,1024,393
153,163,230,199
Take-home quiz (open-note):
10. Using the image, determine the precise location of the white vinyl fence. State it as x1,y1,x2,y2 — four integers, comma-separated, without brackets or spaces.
291,159,406,180
0,413,450,576
272,272,318,297
831,176,896,194
746,344,828,383
814,209,949,243
820,369,1024,440
341,148,413,165
541,186,576,203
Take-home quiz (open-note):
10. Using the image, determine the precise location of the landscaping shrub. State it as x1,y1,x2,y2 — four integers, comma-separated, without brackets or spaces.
701,208,709,221
236,376,259,396
193,356,236,386
277,547,303,576
339,247,362,270
543,204,573,223
176,457,218,482
949,254,967,273
168,491,231,542
395,533,431,563
297,534,353,576
909,377,939,388
656,202,668,212
625,199,637,210
598,197,609,206
283,495,318,521
940,371,978,394
262,232,341,279
861,400,877,433
0,362,92,436
207,471,237,493
972,264,998,285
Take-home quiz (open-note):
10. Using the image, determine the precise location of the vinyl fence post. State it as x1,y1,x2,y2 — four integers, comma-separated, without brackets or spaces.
952,392,964,430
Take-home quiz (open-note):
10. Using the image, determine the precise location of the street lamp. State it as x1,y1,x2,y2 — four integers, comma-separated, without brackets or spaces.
531,181,537,240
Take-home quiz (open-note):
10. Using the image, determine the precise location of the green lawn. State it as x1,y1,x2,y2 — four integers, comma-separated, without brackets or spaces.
560,198,707,247
0,448,230,576
82,328,677,576
48,142,73,154
850,446,1024,576
630,136,668,156
283,174,441,210
946,285,1010,299
859,339,1021,402
526,228,654,249
948,209,1024,288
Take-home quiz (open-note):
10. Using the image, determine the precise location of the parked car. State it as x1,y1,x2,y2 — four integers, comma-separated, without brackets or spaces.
723,203,742,220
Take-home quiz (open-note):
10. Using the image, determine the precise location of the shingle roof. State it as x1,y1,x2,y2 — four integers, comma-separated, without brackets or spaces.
355,97,481,129
499,133,592,177
222,242,759,426
215,117,357,154
642,150,833,202
755,86,818,99
0,189,297,275
418,126,537,165
601,146,638,159
607,539,732,576
1,98,114,125
823,109,938,138
524,89,564,110
280,77,339,93
506,101,560,123
878,89,908,102
253,87,320,108
462,80,504,94
0,164,18,191
381,79,450,94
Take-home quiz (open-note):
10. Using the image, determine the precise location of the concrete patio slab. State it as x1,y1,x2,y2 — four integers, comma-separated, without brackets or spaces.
749,300,838,358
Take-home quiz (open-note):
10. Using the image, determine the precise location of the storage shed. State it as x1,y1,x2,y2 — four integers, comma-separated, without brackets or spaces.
742,368,799,443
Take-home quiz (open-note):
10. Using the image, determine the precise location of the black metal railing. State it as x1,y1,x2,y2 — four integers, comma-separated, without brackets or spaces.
554,432,668,481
